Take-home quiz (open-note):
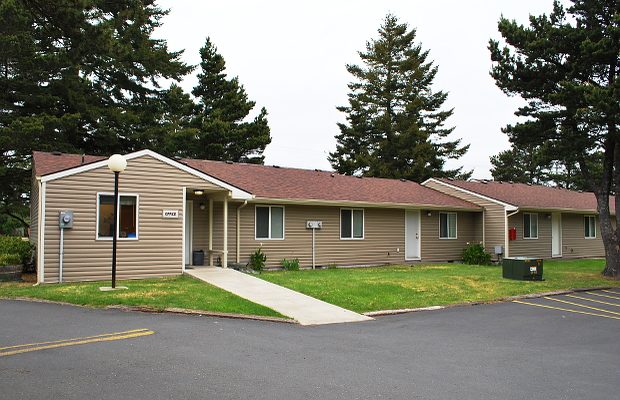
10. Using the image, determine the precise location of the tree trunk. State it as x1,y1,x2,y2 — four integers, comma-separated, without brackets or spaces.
598,184,620,279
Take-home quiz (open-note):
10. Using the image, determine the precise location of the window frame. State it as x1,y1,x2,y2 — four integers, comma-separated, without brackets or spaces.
584,215,597,239
96,192,139,240
439,212,457,239
340,208,364,240
523,213,539,239
255,205,285,240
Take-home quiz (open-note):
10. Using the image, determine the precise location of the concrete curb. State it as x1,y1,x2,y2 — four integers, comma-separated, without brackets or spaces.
363,286,617,317
106,304,298,324
6,286,618,323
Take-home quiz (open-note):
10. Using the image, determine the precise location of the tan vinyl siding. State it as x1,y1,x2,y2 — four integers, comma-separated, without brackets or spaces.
560,214,605,259
507,212,552,258
423,180,506,253
226,204,480,269
41,155,226,282
420,210,478,262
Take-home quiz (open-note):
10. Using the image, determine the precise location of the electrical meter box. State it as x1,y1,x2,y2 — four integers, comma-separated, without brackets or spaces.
59,211,73,229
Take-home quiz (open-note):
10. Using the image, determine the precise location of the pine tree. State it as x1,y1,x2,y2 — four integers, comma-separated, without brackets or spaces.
0,0,192,231
188,37,271,163
489,0,620,277
329,14,470,182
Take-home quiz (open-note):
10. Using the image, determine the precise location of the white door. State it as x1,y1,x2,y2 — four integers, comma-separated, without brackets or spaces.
552,212,562,258
185,200,193,265
405,210,421,260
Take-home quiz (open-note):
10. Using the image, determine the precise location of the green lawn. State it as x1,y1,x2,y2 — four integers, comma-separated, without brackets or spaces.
258,259,618,313
0,260,617,316
0,275,289,319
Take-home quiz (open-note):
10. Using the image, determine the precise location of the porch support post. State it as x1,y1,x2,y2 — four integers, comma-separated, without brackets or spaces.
222,195,228,268
209,198,214,267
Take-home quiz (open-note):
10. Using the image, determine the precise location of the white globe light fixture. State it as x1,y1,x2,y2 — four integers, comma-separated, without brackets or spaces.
108,154,127,173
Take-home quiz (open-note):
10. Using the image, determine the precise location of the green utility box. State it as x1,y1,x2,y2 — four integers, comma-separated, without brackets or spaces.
502,257,544,281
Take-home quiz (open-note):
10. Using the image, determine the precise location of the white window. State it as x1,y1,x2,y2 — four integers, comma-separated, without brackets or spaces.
523,213,538,239
585,216,596,239
97,193,139,240
341,209,364,239
439,212,457,239
255,206,284,239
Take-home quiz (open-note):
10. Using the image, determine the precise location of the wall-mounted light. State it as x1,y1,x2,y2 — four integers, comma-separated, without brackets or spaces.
547,213,552,219
427,211,432,217
194,190,204,196
199,203,206,210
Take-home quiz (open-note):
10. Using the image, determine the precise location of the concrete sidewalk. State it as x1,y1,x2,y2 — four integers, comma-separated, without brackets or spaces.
184,267,374,325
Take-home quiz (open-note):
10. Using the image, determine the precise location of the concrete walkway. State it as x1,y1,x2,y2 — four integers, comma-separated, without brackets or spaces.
184,267,374,325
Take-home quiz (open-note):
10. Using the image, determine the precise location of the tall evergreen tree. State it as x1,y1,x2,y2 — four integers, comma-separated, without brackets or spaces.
187,37,271,163
489,0,620,278
490,144,552,185
0,0,192,231
329,14,470,182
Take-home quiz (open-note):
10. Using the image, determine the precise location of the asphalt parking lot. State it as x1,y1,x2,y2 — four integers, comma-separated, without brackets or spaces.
1,289,619,399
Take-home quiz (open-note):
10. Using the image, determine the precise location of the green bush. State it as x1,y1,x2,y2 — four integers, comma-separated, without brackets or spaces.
0,236,35,268
461,243,492,266
249,246,267,271
280,258,300,271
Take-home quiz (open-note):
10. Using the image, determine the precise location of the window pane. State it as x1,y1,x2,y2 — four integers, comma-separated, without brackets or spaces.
98,195,115,238
271,207,284,239
119,196,137,238
448,213,457,238
256,207,269,238
341,209,352,238
440,213,448,238
585,216,596,238
531,214,538,238
524,214,531,238
353,210,364,238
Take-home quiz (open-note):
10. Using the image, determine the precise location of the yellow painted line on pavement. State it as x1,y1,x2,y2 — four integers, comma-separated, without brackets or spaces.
544,297,620,316
0,329,153,357
513,301,620,320
584,292,620,301
566,294,620,307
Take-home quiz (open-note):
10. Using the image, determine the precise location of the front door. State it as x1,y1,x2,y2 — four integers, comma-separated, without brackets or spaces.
552,212,562,258
405,210,421,260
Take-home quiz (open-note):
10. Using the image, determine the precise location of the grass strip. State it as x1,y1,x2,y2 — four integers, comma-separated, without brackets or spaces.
0,275,289,320
258,259,618,313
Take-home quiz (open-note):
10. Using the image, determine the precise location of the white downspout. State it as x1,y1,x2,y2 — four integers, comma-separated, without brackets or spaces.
208,198,214,266
222,195,228,268
236,201,248,263
505,208,520,258
38,179,45,284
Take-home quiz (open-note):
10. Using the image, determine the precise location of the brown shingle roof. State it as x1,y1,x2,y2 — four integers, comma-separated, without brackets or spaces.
435,179,612,212
32,150,479,209
184,159,479,208
33,151,106,176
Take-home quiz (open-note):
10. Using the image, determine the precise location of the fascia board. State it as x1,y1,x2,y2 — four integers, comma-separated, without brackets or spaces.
249,197,482,211
40,149,253,200
423,178,518,212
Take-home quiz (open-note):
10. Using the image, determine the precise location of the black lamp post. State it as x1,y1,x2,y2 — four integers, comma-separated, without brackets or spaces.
107,154,127,288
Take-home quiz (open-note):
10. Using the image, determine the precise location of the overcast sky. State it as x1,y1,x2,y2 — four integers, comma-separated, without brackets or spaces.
154,0,567,179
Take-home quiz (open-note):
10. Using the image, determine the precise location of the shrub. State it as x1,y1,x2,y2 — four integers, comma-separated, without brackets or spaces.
461,243,492,266
280,258,300,271
0,236,35,268
249,246,267,271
